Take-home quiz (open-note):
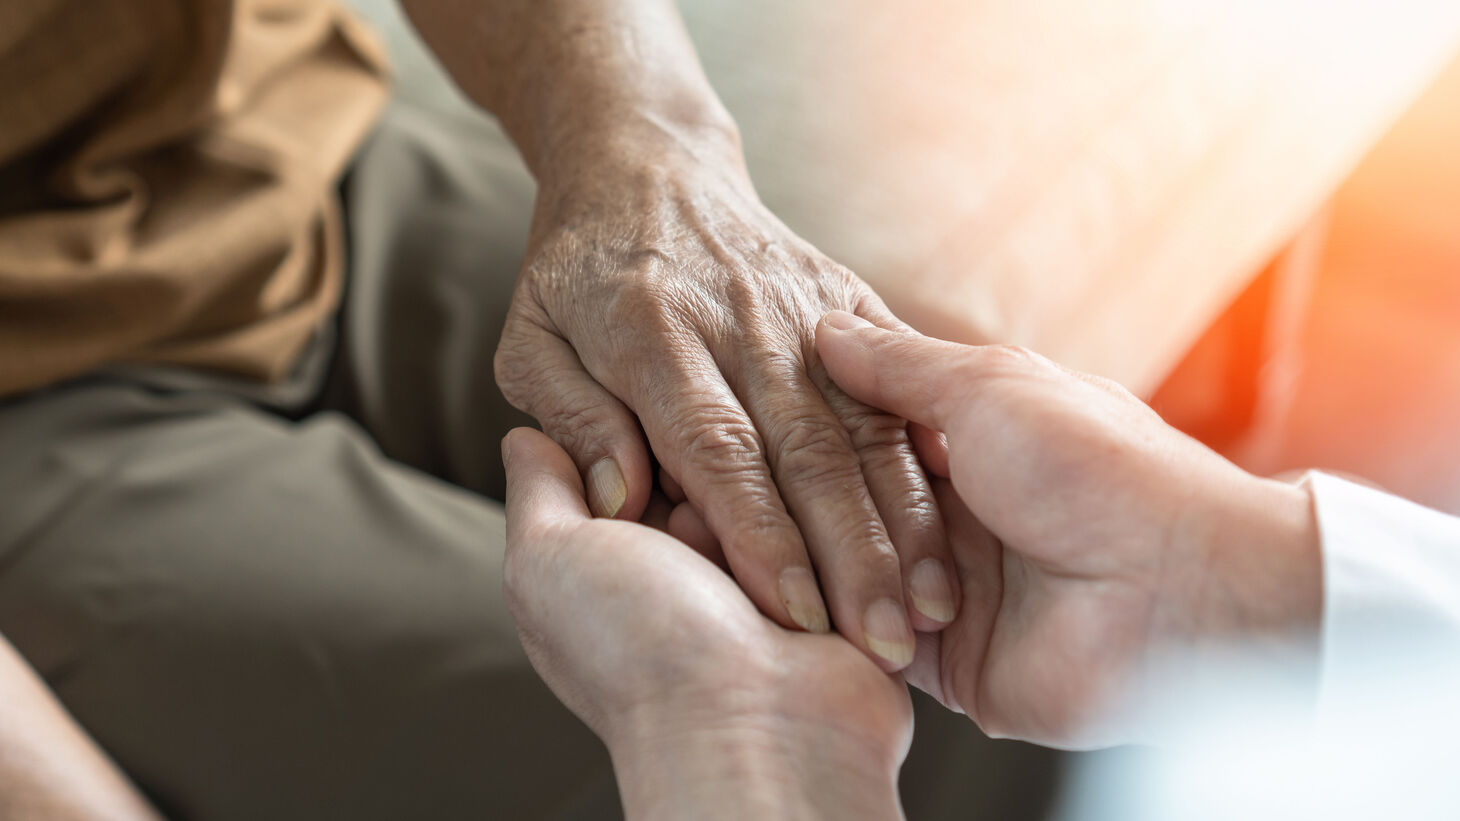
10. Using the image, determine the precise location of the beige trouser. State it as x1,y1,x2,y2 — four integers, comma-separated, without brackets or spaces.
0,80,1058,821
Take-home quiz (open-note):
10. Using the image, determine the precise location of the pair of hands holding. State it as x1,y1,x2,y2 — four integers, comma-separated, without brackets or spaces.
502,313,1323,817
419,0,1318,804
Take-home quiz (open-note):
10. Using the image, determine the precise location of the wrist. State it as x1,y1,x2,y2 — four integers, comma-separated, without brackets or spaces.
531,109,751,209
492,16,747,190
1161,467,1323,660
608,708,903,821
541,92,743,172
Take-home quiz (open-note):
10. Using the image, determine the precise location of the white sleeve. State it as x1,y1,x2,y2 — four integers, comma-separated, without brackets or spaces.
1305,471,1460,719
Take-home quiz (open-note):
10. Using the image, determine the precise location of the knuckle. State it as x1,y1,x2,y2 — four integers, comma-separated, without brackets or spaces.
755,348,805,381
855,448,943,535
675,406,766,477
857,438,915,477
772,415,860,487
896,484,942,524
623,245,677,273
722,496,801,554
605,294,711,377
813,262,864,303
723,264,768,308
604,283,664,328
825,530,901,586
493,324,539,398
975,344,1047,378
604,280,689,340
538,397,607,456
494,306,577,412
884,487,944,546
840,407,910,451
853,533,902,570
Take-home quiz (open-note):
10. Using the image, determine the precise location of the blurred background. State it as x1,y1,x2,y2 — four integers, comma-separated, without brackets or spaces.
352,0,1460,816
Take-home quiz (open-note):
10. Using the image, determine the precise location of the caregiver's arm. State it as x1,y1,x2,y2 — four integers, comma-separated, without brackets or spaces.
0,634,161,820
401,0,957,670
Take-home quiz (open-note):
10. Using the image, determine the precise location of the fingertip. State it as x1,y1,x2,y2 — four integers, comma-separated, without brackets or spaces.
578,440,653,523
501,427,555,475
778,566,831,634
815,312,892,410
817,320,972,434
863,597,917,672
820,309,875,332
503,428,592,534
716,509,830,634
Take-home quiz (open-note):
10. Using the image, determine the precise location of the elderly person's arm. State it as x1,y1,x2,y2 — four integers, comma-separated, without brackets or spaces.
398,0,960,671
0,634,161,820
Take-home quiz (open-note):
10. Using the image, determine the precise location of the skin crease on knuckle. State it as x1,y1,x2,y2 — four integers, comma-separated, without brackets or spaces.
666,406,804,552
674,407,767,481
493,317,551,406
541,391,618,459
837,404,912,453
494,326,616,461
770,414,865,492
762,406,900,561
858,448,942,528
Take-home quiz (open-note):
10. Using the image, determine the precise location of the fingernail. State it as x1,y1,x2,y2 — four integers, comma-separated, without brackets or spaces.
500,434,513,466
586,458,627,518
779,567,830,633
863,598,915,668
908,559,957,624
823,310,873,331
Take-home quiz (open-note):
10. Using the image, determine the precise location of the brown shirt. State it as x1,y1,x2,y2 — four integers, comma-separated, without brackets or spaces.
0,0,389,396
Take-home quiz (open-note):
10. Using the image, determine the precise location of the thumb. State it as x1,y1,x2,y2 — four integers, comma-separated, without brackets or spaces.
502,427,593,548
815,311,979,432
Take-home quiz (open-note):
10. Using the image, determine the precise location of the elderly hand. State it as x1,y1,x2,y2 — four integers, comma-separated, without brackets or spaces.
816,312,1323,749
494,130,956,671
501,427,910,820
407,0,953,669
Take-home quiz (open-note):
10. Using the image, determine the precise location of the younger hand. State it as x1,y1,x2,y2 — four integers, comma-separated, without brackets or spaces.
501,427,911,818
816,312,1322,748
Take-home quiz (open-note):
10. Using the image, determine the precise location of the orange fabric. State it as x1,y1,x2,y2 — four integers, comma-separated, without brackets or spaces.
1154,47,1460,511
0,0,389,396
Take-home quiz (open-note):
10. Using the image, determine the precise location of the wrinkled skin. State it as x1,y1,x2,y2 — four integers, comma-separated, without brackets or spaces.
495,145,957,670
406,0,957,670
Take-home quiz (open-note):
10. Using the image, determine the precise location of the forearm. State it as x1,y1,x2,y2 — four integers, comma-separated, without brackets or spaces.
0,635,161,821
609,717,904,821
399,0,742,182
